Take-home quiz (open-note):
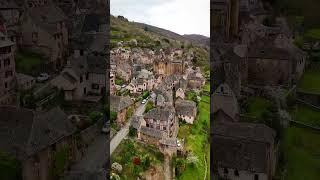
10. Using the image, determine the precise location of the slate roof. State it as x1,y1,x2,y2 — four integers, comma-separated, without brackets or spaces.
130,116,143,129
212,83,239,121
175,99,197,117
27,4,67,35
16,73,34,84
144,106,175,122
110,95,133,112
140,126,164,139
0,106,76,160
212,122,276,173
248,38,291,60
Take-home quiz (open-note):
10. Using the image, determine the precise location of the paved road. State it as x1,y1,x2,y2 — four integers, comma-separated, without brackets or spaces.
110,101,147,155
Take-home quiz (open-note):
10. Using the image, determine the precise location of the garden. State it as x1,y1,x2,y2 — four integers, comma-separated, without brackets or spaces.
298,69,320,94
15,50,46,76
111,139,164,179
281,127,320,180
177,92,210,180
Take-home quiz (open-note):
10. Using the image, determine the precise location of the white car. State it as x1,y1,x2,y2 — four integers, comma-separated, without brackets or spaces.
37,73,50,82
177,140,181,147
141,99,147,104
101,122,109,134
121,84,126,88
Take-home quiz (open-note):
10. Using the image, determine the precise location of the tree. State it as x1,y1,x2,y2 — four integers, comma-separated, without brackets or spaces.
110,111,117,123
144,101,155,113
144,26,148,32
129,126,137,137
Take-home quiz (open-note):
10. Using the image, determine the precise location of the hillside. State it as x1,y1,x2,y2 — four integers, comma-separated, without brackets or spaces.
183,34,210,47
110,15,209,71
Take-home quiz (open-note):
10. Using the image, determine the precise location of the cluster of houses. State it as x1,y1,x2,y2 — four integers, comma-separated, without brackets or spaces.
0,0,108,179
212,0,307,180
110,37,206,155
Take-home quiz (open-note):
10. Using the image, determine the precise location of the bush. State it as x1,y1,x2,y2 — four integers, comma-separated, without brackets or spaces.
89,111,103,124
142,91,150,99
0,151,21,180
49,145,70,179
129,126,137,137
110,111,117,122
144,101,155,113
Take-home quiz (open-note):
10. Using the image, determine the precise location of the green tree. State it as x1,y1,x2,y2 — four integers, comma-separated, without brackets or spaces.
129,126,137,137
0,151,22,180
144,101,155,113
110,111,117,122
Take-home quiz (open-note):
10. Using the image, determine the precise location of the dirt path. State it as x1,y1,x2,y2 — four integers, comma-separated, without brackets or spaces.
164,155,172,180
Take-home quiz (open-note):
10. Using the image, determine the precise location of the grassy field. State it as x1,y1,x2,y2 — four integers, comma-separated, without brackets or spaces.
177,94,210,180
290,104,320,127
244,97,272,120
298,70,320,94
283,127,320,180
15,51,44,75
111,139,164,179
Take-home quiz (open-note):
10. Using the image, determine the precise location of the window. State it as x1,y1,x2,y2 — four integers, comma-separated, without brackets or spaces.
4,58,10,66
32,32,38,43
5,71,13,78
84,87,87,94
163,126,166,130
224,168,228,174
234,169,239,176
80,76,83,83
5,82,7,89
254,174,259,180
80,49,84,56
86,73,89,80
92,84,99,90
146,123,149,127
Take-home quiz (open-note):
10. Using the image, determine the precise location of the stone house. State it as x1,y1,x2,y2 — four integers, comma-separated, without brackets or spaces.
175,99,197,124
0,106,77,180
213,83,240,122
0,0,22,48
110,95,134,125
50,53,106,101
211,0,239,41
153,49,185,76
139,106,177,144
127,69,155,94
21,4,69,69
213,121,276,180
0,30,16,105
246,36,306,87
16,73,35,90
187,71,205,89
116,62,132,82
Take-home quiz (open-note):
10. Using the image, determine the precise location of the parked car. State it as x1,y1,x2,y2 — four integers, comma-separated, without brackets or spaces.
121,84,126,88
177,139,181,147
141,99,147,104
101,122,109,134
37,73,50,82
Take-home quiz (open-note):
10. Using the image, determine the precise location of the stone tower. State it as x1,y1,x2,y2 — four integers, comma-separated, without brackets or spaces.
211,0,239,40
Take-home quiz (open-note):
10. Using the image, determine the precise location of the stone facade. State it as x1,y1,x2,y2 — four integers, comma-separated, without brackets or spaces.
0,32,16,105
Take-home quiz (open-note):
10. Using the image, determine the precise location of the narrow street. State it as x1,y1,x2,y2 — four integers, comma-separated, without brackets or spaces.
110,100,147,155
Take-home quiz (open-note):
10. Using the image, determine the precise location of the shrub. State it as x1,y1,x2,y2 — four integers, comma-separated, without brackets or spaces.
144,101,155,113
129,126,137,137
